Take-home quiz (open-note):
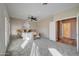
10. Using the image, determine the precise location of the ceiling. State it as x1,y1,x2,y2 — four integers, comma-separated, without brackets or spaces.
6,3,79,20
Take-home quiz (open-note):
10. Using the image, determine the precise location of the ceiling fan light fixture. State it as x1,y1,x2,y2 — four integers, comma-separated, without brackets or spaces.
28,16,38,21
42,3,48,5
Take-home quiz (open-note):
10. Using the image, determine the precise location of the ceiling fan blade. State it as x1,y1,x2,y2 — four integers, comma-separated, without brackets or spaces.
28,16,38,21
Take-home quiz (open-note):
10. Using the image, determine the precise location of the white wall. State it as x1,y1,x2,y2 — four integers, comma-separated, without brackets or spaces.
0,4,10,56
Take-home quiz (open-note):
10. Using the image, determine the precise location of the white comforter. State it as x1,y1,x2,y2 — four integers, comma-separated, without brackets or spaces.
21,32,33,49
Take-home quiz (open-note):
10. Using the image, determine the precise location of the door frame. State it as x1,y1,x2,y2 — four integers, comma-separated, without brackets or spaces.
56,16,78,52
76,16,79,52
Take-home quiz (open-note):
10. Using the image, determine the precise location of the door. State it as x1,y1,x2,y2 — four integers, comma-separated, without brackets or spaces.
5,17,10,48
77,16,79,52
56,18,76,46
56,21,61,41
63,23,71,38
49,21,56,41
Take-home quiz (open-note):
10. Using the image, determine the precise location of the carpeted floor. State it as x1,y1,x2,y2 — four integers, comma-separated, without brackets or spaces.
6,37,79,56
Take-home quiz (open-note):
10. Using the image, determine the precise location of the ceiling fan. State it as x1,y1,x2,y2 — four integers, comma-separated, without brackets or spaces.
28,16,38,21
42,3,48,5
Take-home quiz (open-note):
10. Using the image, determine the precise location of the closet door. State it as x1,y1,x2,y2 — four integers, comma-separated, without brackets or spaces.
77,16,79,52
49,21,56,41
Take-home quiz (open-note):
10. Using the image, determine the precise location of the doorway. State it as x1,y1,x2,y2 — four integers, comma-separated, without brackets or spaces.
56,17,76,46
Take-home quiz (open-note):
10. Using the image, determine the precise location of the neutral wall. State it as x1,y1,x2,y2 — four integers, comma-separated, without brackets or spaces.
38,18,50,38
10,18,24,35
0,4,10,56
10,18,37,35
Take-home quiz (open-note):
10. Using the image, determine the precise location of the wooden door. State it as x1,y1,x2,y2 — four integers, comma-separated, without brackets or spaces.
63,22,71,38
56,21,61,41
56,18,76,46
